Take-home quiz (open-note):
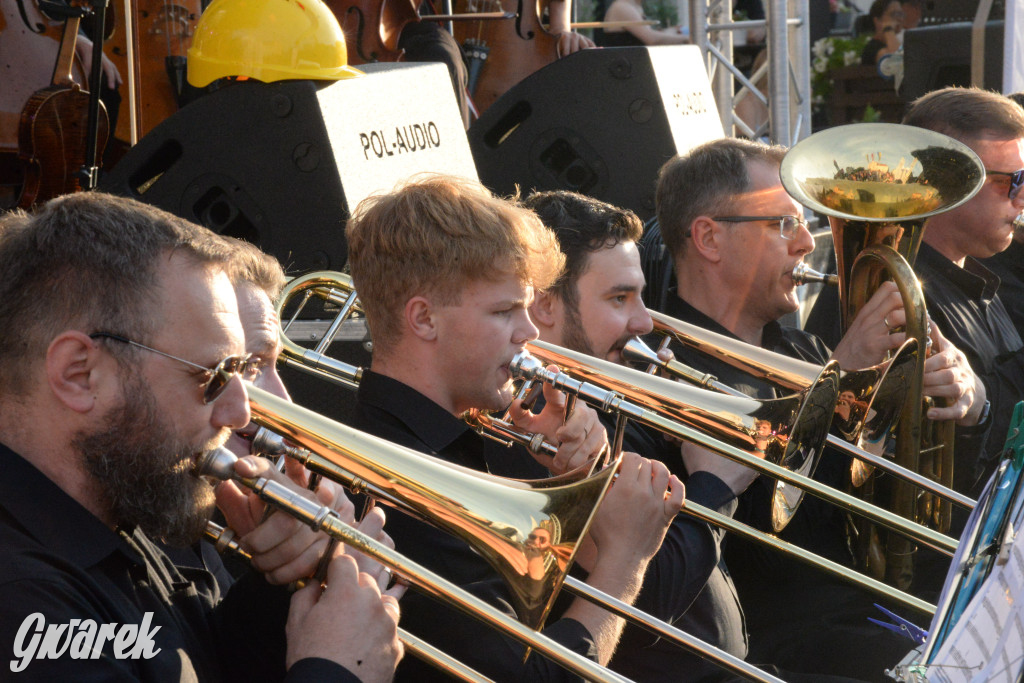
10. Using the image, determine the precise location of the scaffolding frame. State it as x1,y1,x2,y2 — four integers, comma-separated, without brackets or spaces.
688,0,813,146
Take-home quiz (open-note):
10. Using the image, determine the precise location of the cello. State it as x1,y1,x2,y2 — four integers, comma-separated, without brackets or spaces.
452,0,558,113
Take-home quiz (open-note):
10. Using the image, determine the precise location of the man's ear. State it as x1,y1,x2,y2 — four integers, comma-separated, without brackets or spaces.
689,216,725,263
404,296,437,341
46,331,104,413
530,290,559,329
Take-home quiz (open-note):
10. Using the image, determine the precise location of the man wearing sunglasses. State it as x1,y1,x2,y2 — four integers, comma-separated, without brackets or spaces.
901,87,1024,497
651,137,984,679
0,192,402,681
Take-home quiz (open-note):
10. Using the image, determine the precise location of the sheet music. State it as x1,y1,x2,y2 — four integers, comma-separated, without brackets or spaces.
925,532,1024,682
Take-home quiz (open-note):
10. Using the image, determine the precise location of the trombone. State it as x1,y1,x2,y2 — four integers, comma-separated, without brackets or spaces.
514,341,958,558
195,444,630,683
621,313,975,512
203,520,496,683
230,385,787,683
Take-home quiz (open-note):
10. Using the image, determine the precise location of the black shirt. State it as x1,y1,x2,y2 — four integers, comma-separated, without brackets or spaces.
658,293,910,679
981,239,1024,349
607,421,747,683
352,370,597,682
0,442,356,682
915,242,1013,495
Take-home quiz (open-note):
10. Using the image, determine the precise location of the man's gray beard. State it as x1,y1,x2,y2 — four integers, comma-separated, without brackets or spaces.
75,371,218,547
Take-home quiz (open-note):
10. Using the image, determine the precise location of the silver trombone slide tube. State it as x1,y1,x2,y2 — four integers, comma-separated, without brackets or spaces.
421,421,935,616
511,351,958,557
196,448,632,683
243,431,790,683
560,577,786,683
203,521,495,683
623,337,976,511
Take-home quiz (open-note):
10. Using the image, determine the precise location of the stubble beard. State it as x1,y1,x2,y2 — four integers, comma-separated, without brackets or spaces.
75,371,220,547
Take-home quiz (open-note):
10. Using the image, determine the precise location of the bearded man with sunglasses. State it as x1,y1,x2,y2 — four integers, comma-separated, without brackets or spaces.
0,192,402,681
652,137,984,679
901,88,1024,496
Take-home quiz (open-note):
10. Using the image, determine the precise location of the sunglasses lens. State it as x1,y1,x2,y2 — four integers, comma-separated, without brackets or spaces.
202,356,250,403
1011,171,1024,199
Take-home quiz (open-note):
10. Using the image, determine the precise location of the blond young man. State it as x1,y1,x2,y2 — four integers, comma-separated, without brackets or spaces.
346,175,682,681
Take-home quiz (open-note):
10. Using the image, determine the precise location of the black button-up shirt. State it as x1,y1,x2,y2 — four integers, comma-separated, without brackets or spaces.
915,242,1015,494
982,238,1024,342
352,370,597,683
659,293,910,679
0,443,355,682
605,420,746,683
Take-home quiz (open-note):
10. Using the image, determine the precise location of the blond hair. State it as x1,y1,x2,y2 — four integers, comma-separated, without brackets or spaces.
346,175,564,353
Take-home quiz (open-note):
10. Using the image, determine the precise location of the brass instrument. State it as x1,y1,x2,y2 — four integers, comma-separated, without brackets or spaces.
639,308,916,446
780,123,986,586
621,325,974,512
233,386,786,683
195,444,629,683
202,520,495,683
513,341,958,557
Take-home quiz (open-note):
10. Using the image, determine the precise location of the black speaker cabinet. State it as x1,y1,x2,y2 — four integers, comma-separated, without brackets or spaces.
99,62,475,273
468,45,724,219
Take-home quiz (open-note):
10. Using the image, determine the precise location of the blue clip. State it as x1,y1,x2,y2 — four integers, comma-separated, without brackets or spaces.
868,603,928,645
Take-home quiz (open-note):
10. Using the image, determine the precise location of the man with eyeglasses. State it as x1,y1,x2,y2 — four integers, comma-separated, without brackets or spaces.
652,137,983,679
901,87,1024,498
0,192,402,681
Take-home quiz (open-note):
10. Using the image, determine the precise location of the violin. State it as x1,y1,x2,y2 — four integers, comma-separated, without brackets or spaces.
16,0,109,207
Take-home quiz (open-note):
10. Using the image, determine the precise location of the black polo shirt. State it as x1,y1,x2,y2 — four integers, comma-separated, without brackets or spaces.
352,369,597,682
0,442,355,682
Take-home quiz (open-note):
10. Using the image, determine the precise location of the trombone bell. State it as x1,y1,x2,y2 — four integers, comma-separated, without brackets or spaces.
243,384,618,631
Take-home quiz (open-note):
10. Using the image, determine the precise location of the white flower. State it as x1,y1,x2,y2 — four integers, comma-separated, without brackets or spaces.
813,56,828,74
842,50,858,66
812,94,825,105
812,38,830,59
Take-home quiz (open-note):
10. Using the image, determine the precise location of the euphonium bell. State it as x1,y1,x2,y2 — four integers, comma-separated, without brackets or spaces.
780,123,986,586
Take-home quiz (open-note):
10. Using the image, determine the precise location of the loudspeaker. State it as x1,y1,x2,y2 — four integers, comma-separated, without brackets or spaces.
99,62,475,273
468,45,723,220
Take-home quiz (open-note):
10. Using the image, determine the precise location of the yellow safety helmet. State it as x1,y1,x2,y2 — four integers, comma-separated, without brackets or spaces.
187,0,363,87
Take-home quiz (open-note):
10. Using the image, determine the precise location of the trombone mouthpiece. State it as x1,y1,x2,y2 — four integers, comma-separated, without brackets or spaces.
195,447,239,483
510,352,544,380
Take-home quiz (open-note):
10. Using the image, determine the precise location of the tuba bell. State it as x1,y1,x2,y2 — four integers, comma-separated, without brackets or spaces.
780,123,986,587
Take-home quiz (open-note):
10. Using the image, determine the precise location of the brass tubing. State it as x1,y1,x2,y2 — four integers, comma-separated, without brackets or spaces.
623,336,975,511
196,449,631,683
511,349,958,557
203,521,497,683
